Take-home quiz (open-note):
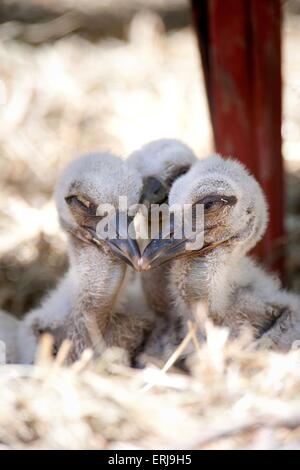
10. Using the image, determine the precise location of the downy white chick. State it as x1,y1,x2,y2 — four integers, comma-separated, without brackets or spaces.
19,153,153,364
142,155,300,352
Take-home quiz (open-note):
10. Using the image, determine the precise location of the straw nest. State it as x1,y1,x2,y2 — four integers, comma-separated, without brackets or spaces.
1,321,300,450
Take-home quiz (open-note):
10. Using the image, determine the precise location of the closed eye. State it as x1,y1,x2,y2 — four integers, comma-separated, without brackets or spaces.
65,195,98,216
198,195,237,213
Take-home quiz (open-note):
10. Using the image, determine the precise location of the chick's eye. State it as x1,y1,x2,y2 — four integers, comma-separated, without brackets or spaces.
204,200,218,211
202,198,223,212
65,195,96,214
201,195,236,213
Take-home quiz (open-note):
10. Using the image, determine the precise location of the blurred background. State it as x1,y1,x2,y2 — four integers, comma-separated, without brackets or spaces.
0,0,299,318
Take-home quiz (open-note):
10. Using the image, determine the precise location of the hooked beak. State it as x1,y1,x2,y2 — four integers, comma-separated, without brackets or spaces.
106,236,141,270
92,212,141,270
138,212,222,271
139,236,188,271
139,224,229,271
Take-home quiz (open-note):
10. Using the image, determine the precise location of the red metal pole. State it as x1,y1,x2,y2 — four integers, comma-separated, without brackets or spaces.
191,0,284,273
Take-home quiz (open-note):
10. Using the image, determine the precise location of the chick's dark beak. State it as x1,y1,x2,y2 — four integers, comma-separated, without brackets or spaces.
139,236,187,271
138,209,210,270
139,221,228,271
106,237,141,270
104,212,141,270
67,199,141,269
140,176,169,207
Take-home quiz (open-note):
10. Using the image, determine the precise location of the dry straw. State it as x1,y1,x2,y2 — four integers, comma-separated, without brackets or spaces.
1,318,300,449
